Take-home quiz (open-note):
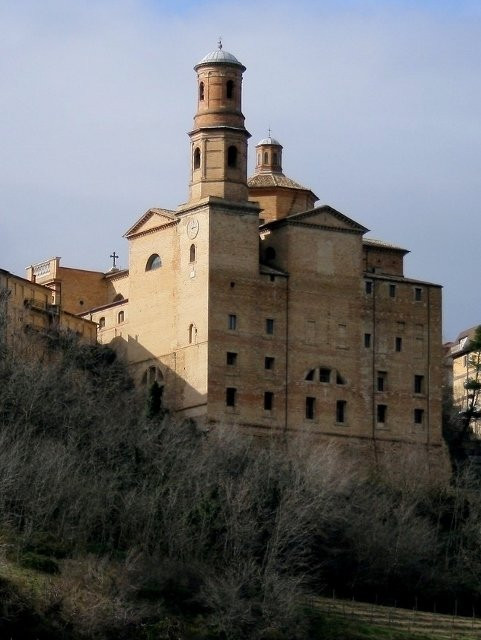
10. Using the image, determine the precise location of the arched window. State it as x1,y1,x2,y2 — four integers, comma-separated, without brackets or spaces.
113,293,124,302
146,254,162,271
199,81,204,101
142,365,164,386
98,317,105,329
273,152,278,165
226,80,234,99
189,323,197,344
227,146,238,168
117,310,124,323
193,147,201,170
257,153,261,165
264,151,268,164
189,244,196,263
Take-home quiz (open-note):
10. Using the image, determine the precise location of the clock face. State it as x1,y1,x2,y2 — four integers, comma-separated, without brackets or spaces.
187,218,199,239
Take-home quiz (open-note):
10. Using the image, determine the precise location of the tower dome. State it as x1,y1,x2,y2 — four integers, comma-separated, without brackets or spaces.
195,40,245,71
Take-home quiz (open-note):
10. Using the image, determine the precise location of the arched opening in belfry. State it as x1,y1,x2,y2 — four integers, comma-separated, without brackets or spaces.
226,80,234,99
189,244,196,263
264,151,268,164
227,145,238,168
193,147,201,170
199,81,204,101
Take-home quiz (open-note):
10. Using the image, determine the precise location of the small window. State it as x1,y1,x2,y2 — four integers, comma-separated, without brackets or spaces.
319,368,331,383
257,153,261,165
226,352,237,365
98,317,105,329
305,369,315,381
365,281,373,294
336,400,346,424
193,147,201,170
265,246,276,261
227,146,238,168
199,81,204,101
414,374,424,394
264,391,273,411
146,254,162,271
188,323,197,344
189,244,196,263
265,356,274,370
336,372,346,385
389,284,396,298
264,151,268,164
226,79,234,99
273,152,278,164
266,318,274,335
226,387,237,407
117,310,124,324
377,371,387,392
395,337,402,352
377,404,387,424
305,396,315,420
113,293,124,302
228,314,237,330
414,408,424,424
414,287,422,301
364,333,371,348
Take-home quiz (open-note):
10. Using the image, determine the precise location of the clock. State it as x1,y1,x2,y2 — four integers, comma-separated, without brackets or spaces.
187,218,199,239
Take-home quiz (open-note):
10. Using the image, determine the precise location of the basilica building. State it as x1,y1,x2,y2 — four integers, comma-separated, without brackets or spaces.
28,45,444,454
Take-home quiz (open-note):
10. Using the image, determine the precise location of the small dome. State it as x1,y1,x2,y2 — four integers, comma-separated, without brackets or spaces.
195,46,244,69
257,136,282,146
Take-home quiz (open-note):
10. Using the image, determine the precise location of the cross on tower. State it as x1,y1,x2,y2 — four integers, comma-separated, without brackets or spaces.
110,251,119,269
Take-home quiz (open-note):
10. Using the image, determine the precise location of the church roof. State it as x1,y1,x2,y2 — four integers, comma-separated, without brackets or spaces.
363,238,409,254
248,173,311,191
257,137,282,146
123,208,176,239
195,46,244,69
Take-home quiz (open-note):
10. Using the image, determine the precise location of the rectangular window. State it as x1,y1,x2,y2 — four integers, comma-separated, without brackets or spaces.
377,404,387,424
266,318,274,334
395,337,402,352
228,314,237,330
336,400,346,423
389,284,396,298
377,371,387,392
364,333,372,348
226,352,237,365
264,391,273,411
265,356,275,370
365,281,373,294
226,387,237,407
319,368,331,383
414,408,424,424
414,287,422,301
305,396,315,420
414,374,424,394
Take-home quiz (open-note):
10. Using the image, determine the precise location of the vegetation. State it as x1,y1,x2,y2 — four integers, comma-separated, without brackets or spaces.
3,323,481,638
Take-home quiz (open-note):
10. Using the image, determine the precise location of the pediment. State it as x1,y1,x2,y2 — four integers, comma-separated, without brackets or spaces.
124,208,177,238
287,206,368,233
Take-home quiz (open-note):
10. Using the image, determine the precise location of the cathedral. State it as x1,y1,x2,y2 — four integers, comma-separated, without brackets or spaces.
27,45,444,454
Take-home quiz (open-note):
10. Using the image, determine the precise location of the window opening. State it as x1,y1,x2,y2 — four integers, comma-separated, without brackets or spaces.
265,246,276,261
227,146,238,168
395,337,402,352
414,408,424,424
199,81,204,101
264,151,268,164
228,314,237,330
377,371,387,392
266,318,274,334
319,368,331,383
377,404,387,424
305,369,315,381
99,317,105,329
146,254,162,271
305,397,315,420
389,284,396,298
336,372,346,385
264,391,273,411
226,80,234,99
226,387,237,407
364,333,371,348
414,287,422,301
193,147,201,170
414,374,424,394
117,310,124,323
265,356,274,370
188,323,197,344
336,400,346,423
189,244,196,263
365,281,373,294
273,152,278,164
226,352,237,365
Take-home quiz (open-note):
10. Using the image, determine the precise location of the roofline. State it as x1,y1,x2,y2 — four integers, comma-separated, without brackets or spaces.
79,298,128,315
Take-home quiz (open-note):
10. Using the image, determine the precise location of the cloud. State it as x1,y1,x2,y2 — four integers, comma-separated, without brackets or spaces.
1,0,480,338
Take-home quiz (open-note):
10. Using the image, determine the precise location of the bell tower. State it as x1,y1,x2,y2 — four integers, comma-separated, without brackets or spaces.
188,42,250,203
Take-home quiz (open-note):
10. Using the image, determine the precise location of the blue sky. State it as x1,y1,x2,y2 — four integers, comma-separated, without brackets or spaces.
1,0,481,339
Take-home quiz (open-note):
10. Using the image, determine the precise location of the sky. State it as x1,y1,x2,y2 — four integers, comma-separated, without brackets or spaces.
1,0,481,341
